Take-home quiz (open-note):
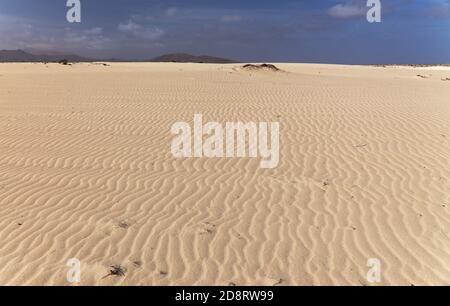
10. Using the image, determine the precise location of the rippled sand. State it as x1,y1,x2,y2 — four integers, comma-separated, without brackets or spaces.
0,62,449,285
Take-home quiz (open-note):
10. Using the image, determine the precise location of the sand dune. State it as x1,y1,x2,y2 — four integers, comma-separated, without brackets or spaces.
0,62,449,285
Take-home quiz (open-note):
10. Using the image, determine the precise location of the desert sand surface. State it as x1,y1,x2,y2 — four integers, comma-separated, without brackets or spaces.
0,62,449,285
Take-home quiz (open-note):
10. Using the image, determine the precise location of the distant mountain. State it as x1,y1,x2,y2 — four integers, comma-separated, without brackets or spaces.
150,53,237,64
0,50,37,62
0,49,93,62
25,49,93,62
0,50,237,64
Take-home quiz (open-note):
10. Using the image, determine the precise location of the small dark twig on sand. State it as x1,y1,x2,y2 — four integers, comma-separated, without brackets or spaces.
102,265,127,279
273,278,283,286
117,220,130,229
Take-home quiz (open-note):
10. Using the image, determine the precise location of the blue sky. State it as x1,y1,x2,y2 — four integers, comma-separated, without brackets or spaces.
1,0,449,63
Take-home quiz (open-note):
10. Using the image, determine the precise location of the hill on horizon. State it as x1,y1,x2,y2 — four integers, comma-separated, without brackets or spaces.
149,53,237,64
0,49,92,62
0,50,237,64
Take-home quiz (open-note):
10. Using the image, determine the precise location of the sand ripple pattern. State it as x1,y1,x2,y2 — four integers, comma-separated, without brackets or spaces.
0,63,449,285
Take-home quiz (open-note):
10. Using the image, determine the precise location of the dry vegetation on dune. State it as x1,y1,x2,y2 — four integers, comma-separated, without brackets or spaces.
242,64,282,72
0,63,449,285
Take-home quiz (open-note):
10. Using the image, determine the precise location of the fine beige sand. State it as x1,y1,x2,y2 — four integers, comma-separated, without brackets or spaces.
0,62,449,285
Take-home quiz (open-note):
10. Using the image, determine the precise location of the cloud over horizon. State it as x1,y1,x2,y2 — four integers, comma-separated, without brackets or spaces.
0,0,449,63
